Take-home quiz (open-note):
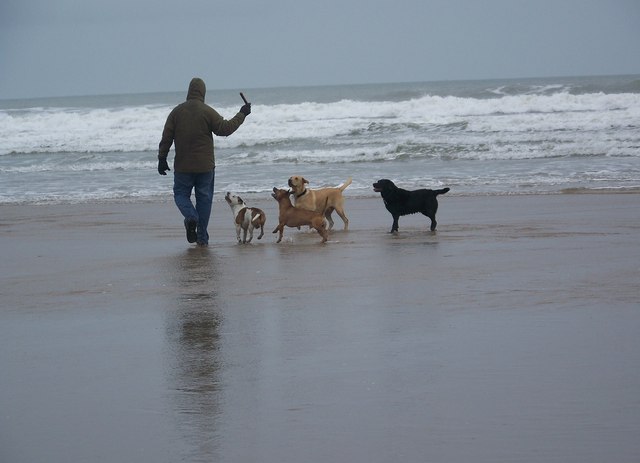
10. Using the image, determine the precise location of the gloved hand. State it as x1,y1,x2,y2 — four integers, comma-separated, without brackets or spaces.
158,158,170,175
240,103,251,116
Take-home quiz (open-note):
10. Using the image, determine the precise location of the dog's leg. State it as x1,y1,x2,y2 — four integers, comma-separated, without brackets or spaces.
242,226,249,244
235,224,242,243
324,210,335,230
335,207,349,230
422,212,437,231
257,225,264,240
246,225,254,243
391,215,400,233
315,225,328,243
273,225,284,243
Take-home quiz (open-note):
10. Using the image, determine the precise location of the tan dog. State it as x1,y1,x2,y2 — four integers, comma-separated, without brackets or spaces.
271,188,328,243
224,192,266,244
287,175,351,230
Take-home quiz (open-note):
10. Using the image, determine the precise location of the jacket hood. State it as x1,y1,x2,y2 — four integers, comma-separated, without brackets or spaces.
186,77,206,102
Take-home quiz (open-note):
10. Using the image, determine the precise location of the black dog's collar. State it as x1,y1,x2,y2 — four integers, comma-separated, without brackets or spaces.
295,188,308,198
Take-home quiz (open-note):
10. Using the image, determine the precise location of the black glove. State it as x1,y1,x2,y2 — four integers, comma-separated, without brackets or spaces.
158,158,170,175
240,103,251,116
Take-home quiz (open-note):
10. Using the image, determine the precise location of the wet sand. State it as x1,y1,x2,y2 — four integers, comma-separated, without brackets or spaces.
1,193,639,463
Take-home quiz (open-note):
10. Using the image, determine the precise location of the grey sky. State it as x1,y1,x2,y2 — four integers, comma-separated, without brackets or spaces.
1,0,639,99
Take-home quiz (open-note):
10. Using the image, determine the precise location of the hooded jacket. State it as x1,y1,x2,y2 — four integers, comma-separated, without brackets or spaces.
158,78,246,172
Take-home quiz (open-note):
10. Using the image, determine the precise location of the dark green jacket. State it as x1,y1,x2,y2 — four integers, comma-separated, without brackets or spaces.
158,78,246,172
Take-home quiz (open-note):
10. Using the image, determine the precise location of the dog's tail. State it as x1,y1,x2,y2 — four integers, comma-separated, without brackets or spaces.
251,212,263,224
434,187,450,196
338,177,353,192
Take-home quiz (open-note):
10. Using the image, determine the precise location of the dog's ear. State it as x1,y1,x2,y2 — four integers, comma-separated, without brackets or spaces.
302,177,309,185
286,189,292,195
238,195,243,204
273,187,277,193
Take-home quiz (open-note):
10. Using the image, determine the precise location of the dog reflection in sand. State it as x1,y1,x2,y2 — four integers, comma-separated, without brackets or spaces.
271,187,328,243
287,175,351,230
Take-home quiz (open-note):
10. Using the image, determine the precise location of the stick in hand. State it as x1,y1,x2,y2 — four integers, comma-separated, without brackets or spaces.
239,92,251,116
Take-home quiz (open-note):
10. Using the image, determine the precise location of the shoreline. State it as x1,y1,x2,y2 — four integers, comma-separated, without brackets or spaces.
2,185,640,208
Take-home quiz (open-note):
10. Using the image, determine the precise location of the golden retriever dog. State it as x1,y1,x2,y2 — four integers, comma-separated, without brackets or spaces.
287,175,352,230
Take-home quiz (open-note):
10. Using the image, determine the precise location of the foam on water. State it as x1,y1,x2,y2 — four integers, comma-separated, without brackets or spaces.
2,89,638,156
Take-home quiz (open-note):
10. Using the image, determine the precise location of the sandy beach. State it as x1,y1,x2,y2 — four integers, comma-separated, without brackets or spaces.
1,192,639,463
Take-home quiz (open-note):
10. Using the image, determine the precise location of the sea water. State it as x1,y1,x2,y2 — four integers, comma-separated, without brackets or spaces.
1,75,639,204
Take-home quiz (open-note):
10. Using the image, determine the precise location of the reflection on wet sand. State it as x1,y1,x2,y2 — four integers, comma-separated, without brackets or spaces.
2,194,639,462
164,247,223,462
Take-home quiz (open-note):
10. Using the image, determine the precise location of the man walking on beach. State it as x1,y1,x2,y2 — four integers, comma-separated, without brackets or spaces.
158,77,251,246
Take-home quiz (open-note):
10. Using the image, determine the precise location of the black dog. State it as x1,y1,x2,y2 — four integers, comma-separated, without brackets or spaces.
373,179,449,233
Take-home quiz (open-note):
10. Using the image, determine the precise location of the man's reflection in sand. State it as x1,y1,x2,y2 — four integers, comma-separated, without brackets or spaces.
164,247,223,462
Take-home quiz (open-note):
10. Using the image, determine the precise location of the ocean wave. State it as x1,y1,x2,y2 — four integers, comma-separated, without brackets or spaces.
487,83,572,97
2,91,638,156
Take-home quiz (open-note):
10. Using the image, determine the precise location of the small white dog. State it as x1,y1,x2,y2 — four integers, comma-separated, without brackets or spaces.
224,192,267,244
